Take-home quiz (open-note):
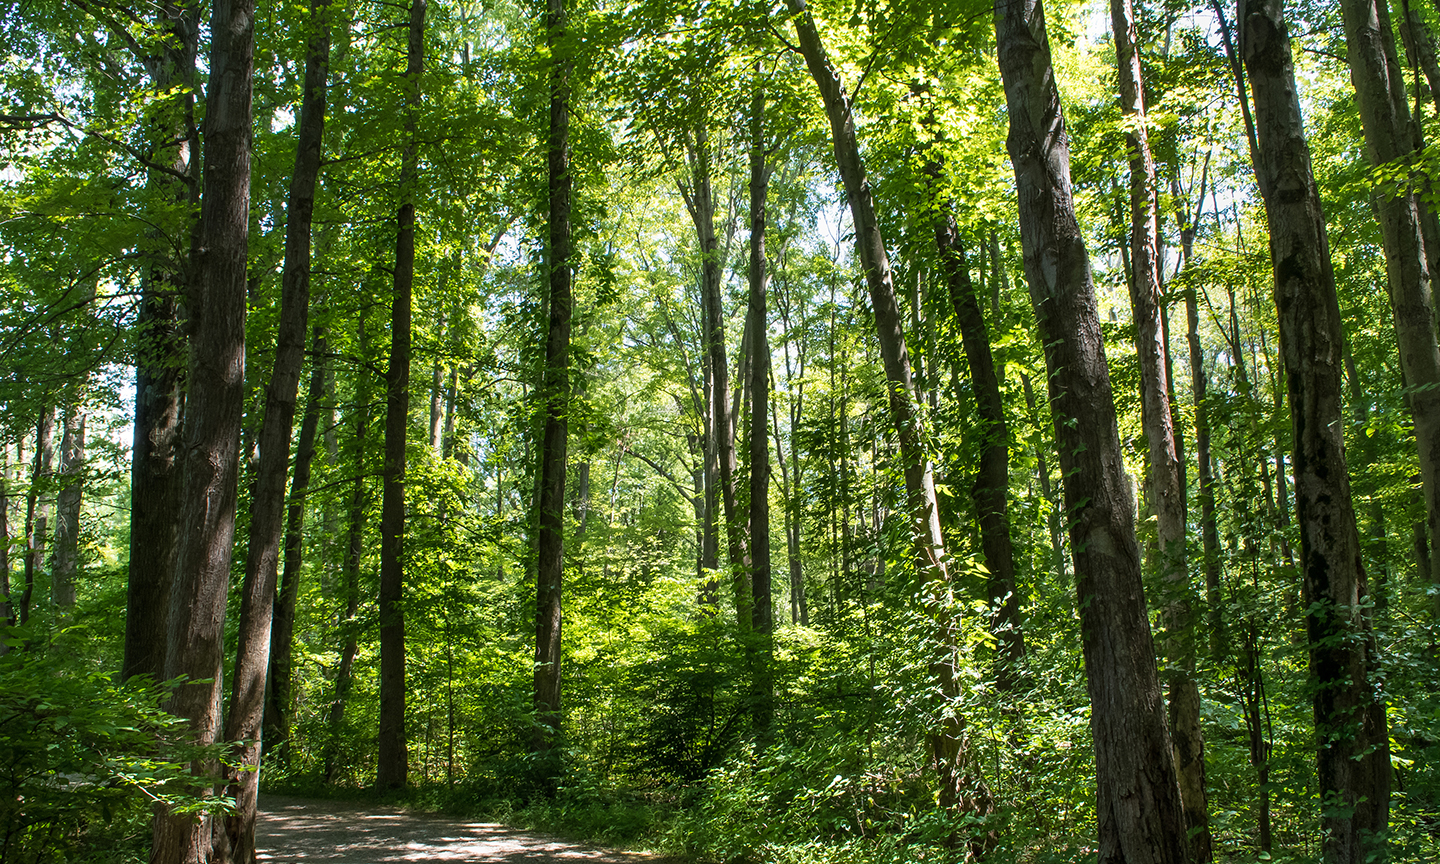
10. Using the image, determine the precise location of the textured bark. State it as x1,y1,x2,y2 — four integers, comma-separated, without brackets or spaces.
928,185,1026,692
532,0,570,780
747,67,774,736
124,0,198,683
785,0,987,832
1110,1,1208,855
263,329,328,762
1342,0,1440,636
50,404,84,611
219,1,329,853
376,0,426,792
1243,3,1390,861
994,0,1188,861
151,0,252,858
20,409,53,626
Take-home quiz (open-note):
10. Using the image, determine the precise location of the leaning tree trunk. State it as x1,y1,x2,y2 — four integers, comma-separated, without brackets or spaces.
50,403,85,612
531,0,571,787
925,159,1026,694
994,0,1189,861
264,328,328,763
783,0,989,834
150,0,253,859
1242,3,1390,861
124,0,198,683
1341,0,1440,631
747,60,774,737
377,0,426,792
219,0,329,852
1110,0,1208,855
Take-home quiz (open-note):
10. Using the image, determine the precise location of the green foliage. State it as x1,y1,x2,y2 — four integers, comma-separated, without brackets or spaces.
0,649,230,864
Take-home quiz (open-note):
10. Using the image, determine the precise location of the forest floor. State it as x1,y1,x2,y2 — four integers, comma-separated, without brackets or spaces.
256,795,673,863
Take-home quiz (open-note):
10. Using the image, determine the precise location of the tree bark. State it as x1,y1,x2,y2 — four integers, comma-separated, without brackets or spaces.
532,0,571,784
124,0,198,683
784,0,988,832
377,0,426,792
263,327,328,762
994,0,1189,861
1110,1,1208,855
50,404,84,612
747,63,774,737
20,409,53,626
218,0,329,851
1243,3,1390,860
930,190,1026,694
1342,0,1440,634
151,0,253,858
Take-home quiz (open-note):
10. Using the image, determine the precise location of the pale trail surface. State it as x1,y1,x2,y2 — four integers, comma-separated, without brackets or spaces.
256,795,667,863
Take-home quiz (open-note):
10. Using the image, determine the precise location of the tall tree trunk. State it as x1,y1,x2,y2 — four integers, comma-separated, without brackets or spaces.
0,447,10,640
1243,4,1390,861
20,409,53,626
377,0,426,792
151,0,253,858
50,404,85,612
219,0,329,851
1342,0,1440,632
784,0,990,833
264,327,329,762
532,0,571,784
324,317,370,785
747,63,774,737
929,182,1026,693
124,0,198,683
682,131,747,619
994,0,1189,860
1110,1,1209,855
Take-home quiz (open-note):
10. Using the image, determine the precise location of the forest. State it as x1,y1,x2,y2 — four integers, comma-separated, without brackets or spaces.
1,0,1437,861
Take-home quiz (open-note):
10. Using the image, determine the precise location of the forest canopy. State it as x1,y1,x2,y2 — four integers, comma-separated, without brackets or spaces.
1,0,1437,862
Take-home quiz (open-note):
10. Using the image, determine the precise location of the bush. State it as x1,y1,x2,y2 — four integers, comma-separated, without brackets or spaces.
0,645,227,863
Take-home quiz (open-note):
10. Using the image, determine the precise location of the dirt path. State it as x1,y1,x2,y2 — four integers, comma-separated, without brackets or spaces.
256,795,668,863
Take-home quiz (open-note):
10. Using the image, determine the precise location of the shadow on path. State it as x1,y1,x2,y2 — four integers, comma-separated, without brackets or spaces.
257,795,666,864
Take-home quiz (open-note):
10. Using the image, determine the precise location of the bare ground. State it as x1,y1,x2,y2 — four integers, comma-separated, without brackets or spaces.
256,795,672,864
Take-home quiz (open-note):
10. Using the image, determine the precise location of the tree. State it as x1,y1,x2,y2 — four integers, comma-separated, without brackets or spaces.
377,0,427,792
993,0,1189,859
150,0,253,859
532,0,571,782
1243,1,1390,860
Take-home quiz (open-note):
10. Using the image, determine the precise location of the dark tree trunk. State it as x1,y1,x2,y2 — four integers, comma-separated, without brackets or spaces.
994,0,1189,861
151,0,253,858
220,0,329,851
784,0,989,833
0,447,10,639
50,404,85,611
21,409,54,626
532,0,571,783
264,327,329,762
747,64,774,736
377,0,426,792
124,0,198,684
1242,3,1390,860
1341,0,1440,634
929,188,1026,693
